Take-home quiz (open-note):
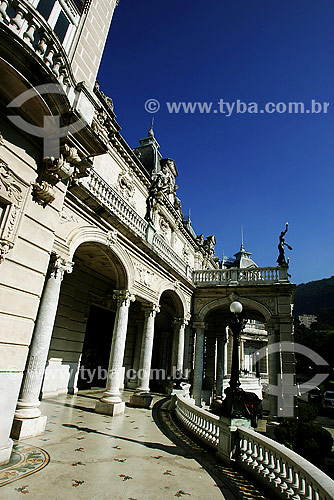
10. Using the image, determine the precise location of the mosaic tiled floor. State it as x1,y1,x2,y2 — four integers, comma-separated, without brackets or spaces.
155,399,270,500
0,443,49,487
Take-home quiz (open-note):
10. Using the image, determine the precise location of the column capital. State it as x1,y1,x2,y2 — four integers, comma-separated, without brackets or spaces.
173,317,189,329
113,290,135,307
49,253,74,280
192,321,207,332
142,303,160,319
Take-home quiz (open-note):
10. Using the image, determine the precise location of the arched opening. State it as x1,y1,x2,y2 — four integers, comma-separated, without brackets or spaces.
150,290,184,393
200,301,269,404
42,241,130,397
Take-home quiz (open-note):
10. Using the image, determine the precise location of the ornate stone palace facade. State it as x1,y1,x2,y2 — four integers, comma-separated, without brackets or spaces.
0,0,295,466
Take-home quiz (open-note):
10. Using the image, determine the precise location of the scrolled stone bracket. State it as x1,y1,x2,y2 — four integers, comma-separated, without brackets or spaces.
32,143,93,207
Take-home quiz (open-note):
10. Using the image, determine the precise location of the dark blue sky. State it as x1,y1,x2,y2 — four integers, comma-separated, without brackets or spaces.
97,0,334,284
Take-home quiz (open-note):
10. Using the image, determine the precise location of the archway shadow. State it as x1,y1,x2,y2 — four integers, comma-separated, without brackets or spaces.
62,423,189,457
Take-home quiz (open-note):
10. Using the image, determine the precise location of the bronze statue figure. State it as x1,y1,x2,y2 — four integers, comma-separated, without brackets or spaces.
277,222,292,266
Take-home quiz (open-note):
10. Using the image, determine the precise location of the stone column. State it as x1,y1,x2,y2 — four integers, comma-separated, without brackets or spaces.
12,254,73,440
173,318,187,374
95,290,135,416
130,303,160,407
223,332,229,377
135,304,160,393
127,319,144,389
216,334,226,400
240,339,245,372
192,322,206,407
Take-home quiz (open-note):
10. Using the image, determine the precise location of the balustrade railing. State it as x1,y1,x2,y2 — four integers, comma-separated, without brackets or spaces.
79,170,148,240
174,395,334,500
238,427,334,500
175,395,219,450
193,266,288,285
152,233,187,276
0,0,73,87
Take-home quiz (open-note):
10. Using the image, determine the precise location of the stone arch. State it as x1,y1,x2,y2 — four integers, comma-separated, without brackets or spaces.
157,280,187,318
66,225,135,290
198,296,272,323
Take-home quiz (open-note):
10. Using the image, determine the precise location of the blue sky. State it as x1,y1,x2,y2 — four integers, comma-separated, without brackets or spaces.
97,0,334,284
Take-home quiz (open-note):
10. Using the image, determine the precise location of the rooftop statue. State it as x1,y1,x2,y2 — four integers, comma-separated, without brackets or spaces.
145,165,170,223
277,222,292,266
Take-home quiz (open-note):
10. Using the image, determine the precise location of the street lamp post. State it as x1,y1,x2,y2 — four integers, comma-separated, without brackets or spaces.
220,301,251,420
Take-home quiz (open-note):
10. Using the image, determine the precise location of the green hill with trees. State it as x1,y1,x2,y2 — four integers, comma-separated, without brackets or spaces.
294,276,334,327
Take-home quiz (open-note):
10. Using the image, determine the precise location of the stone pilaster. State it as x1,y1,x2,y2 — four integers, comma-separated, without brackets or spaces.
192,322,207,407
12,254,73,440
95,290,135,416
267,321,281,418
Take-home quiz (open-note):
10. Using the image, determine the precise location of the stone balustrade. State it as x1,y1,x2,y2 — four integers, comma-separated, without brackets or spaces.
0,0,73,87
152,232,187,276
79,170,148,240
174,395,334,500
193,266,289,285
238,427,334,500
79,171,191,277
174,394,219,450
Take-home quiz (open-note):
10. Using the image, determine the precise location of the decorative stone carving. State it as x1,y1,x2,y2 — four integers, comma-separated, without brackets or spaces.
32,181,56,207
183,244,190,264
0,160,27,263
116,170,134,203
59,209,79,224
0,162,23,204
49,254,74,280
0,239,13,264
32,144,92,207
159,214,169,236
203,235,216,256
136,262,156,288
107,229,118,246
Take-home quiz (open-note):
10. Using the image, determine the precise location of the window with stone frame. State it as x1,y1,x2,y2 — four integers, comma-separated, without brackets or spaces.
33,0,84,50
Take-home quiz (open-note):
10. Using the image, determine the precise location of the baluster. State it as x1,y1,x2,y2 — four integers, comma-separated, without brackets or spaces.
45,45,56,67
256,446,265,473
278,461,289,492
23,17,37,45
35,31,48,56
9,2,25,30
0,0,9,21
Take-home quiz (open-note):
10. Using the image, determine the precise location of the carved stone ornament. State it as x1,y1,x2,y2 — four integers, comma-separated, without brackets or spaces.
92,107,113,141
49,254,74,280
0,239,13,264
136,262,156,288
183,244,190,264
107,229,118,246
116,170,135,203
32,144,92,208
0,160,27,264
159,214,169,236
59,209,79,224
